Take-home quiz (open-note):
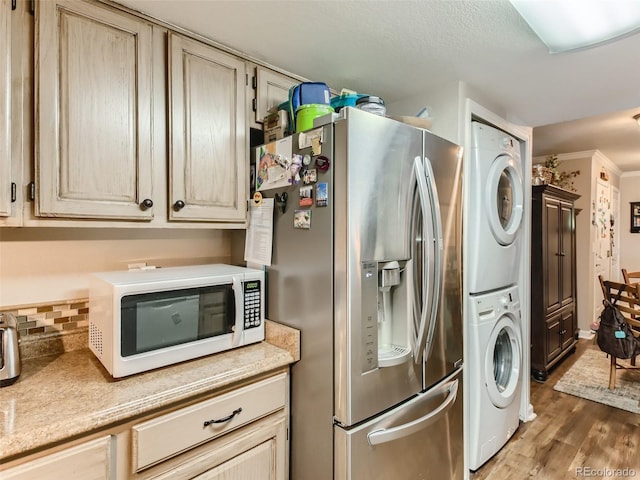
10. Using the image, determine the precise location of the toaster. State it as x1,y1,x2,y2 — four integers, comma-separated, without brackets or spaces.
0,313,21,387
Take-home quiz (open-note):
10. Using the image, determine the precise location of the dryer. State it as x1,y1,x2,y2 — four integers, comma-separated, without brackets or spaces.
468,121,524,294
467,285,522,471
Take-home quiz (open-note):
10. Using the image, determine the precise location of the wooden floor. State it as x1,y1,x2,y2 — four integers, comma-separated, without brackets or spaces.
471,340,640,479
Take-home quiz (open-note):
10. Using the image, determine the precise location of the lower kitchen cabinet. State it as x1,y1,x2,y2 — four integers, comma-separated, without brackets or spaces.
543,304,576,366
2,435,115,480
136,411,287,480
1,372,289,480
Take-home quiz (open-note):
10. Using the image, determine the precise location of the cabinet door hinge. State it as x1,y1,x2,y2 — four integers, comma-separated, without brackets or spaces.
29,181,35,201
252,75,257,90
252,98,257,113
10,182,16,202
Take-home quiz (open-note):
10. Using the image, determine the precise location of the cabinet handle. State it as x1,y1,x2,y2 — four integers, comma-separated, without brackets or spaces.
140,199,153,210
11,182,16,203
203,407,242,427
173,200,185,211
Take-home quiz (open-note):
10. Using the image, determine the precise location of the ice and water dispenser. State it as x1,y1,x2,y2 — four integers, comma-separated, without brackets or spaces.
361,260,412,372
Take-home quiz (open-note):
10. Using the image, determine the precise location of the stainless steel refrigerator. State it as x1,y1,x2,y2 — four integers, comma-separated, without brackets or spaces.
255,108,463,479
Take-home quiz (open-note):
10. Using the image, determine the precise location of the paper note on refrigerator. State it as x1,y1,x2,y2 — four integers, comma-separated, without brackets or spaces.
244,198,274,266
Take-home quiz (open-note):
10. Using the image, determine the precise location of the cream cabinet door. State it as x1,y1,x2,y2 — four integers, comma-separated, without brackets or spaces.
168,33,246,222
0,0,10,217
3,435,115,480
35,0,154,220
141,412,288,480
193,436,279,480
252,66,298,126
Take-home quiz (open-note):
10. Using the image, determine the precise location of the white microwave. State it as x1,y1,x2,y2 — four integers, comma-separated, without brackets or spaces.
89,264,265,378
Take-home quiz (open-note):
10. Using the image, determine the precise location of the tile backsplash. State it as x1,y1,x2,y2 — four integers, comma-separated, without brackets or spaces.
1,299,89,338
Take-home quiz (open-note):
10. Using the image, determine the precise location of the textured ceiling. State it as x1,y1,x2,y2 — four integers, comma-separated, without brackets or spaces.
114,0,640,172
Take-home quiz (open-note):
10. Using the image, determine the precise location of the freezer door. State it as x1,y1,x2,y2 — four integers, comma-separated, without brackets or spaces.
334,368,463,480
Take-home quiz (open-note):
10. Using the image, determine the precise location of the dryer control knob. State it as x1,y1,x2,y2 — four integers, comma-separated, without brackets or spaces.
502,137,513,148
500,296,510,309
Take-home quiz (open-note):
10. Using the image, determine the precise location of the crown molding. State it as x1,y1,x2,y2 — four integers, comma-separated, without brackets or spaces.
535,150,624,177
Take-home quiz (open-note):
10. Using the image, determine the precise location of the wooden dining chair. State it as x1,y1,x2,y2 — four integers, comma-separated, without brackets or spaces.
621,268,640,285
598,276,640,389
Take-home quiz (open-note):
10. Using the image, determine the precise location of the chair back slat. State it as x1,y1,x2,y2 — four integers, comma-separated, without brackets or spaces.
622,268,640,285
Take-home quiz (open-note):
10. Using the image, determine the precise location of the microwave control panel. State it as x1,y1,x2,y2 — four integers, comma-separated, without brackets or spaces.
243,280,262,329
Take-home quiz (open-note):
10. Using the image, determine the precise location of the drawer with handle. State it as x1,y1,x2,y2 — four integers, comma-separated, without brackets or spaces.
132,372,287,472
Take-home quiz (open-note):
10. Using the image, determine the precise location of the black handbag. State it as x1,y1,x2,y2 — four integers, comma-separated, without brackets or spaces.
597,289,640,359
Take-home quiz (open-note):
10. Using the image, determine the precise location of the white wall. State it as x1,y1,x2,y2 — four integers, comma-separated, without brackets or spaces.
386,80,508,146
0,228,232,307
620,172,640,271
556,154,592,334
386,80,461,144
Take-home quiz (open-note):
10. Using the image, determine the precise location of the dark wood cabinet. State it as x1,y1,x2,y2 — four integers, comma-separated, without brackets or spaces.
531,185,580,381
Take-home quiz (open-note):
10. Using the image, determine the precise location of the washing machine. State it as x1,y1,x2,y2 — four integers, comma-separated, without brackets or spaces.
468,285,522,471
468,121,524,294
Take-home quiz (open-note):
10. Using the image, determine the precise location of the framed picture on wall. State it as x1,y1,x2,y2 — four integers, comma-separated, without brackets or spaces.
631,202,640,233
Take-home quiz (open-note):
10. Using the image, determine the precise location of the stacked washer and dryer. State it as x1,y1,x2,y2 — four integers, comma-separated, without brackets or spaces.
467,121,525,471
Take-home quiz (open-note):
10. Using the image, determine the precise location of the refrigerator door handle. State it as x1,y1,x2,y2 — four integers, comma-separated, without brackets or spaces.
366,378,459,446
411,155,444,363
421,154,444,363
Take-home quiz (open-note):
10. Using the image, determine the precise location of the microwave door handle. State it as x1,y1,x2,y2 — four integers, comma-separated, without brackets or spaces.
367,378,459,446
232,277,244,346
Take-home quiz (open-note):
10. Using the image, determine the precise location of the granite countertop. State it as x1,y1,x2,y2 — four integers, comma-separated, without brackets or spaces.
0,321,300,462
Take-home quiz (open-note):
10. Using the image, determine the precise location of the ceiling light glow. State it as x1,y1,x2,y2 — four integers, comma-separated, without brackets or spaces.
509,0,640,54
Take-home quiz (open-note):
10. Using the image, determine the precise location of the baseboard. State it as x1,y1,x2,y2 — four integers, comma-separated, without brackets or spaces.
578,329,595,340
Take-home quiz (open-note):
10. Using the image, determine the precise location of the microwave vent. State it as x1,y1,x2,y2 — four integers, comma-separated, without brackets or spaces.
90,322,103,358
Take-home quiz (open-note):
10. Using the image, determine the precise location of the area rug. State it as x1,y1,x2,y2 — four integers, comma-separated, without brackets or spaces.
553,349,640,414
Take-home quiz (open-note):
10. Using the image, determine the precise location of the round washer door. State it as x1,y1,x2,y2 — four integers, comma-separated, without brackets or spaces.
484,315,521,408
485,154,524,246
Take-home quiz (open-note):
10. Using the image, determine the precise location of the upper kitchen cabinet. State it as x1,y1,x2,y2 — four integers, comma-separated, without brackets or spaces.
0,0,11,218
168,32,246,222
35,0,154,220
249,65,300,129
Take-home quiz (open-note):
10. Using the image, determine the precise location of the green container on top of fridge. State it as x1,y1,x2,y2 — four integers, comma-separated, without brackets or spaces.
295,104,334,132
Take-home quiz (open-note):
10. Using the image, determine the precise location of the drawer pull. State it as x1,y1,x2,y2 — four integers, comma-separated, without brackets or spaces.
203,408,242,427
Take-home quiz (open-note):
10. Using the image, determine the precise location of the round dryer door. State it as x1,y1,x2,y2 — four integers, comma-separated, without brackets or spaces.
484,315,521,408
485,154,523,245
